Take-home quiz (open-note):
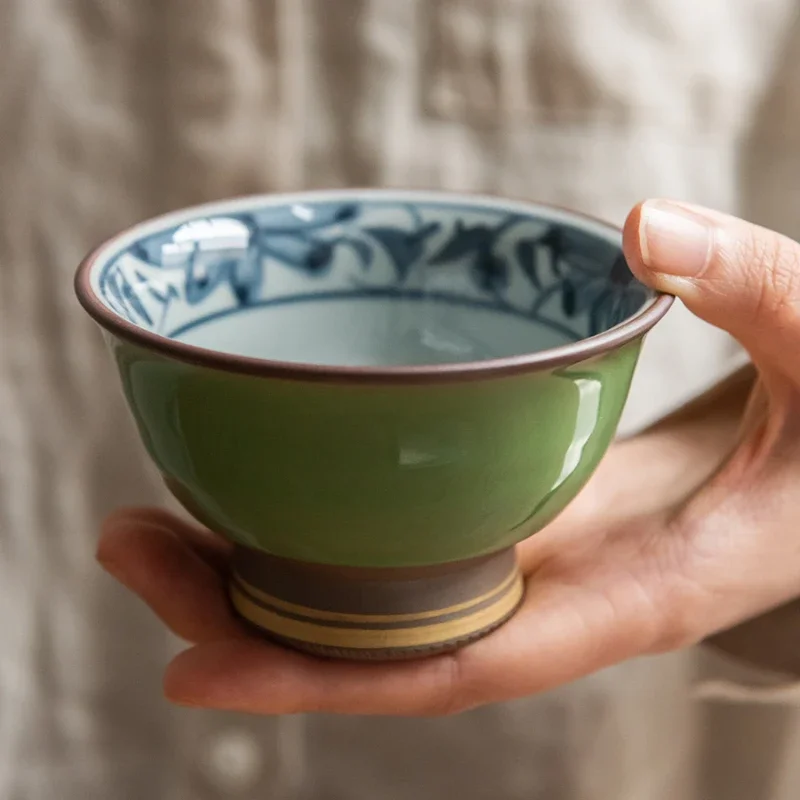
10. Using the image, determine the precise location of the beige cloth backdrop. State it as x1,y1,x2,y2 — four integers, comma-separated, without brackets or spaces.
1,1,800,798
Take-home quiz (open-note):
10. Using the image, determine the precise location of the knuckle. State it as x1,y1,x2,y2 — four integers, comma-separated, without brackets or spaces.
421,655,470,717
649,586,704,653
740,230,800,325
648,575,706,654
642,519,712,654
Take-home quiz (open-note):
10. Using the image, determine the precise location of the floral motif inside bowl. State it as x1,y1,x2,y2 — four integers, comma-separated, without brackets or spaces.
96,194,653,368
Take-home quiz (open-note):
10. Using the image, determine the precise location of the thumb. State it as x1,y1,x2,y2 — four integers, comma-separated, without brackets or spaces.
623,200,800,370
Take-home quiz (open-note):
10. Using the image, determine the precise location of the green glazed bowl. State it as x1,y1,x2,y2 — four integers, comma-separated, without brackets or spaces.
75,190,672,660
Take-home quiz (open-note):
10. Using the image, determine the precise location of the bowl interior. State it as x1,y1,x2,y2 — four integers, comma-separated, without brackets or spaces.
88,192,655,368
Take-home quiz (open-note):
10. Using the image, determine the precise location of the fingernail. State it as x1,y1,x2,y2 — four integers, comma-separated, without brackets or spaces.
640,200,713,277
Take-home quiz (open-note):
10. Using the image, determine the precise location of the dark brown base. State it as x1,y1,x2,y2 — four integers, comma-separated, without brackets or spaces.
229,547,524,661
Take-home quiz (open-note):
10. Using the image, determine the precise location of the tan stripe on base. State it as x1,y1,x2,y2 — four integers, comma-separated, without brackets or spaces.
230,574,524,650
232,566,520,625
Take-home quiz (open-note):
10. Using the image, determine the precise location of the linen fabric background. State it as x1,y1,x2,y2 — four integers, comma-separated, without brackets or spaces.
1,1,799,798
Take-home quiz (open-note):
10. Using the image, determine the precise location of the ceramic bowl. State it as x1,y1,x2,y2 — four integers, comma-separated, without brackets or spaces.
75,190,672,660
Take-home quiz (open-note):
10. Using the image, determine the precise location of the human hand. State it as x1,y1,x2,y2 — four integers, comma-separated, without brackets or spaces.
98,200,800,715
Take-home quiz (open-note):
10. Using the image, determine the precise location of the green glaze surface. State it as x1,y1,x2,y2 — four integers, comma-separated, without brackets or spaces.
111,337,642,567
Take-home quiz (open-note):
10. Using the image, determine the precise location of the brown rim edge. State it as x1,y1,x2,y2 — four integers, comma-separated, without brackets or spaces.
74,189,675,385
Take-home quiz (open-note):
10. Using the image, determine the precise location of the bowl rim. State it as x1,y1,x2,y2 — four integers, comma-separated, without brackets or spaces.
74,188,674,384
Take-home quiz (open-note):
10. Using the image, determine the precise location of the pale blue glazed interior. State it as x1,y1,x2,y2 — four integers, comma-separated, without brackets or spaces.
92,192,655,367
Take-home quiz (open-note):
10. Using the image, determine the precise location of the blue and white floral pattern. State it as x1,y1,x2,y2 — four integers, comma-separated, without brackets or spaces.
97,199,652,342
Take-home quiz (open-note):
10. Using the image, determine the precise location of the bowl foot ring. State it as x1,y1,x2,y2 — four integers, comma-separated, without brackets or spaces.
229,546,524,661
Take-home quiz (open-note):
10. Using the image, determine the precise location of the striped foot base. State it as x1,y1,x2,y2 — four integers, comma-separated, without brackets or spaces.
229,547,524,661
